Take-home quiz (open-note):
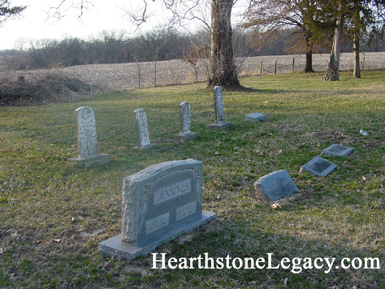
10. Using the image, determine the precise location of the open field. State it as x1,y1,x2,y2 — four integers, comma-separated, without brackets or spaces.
2,52,385,92
1,71,385,288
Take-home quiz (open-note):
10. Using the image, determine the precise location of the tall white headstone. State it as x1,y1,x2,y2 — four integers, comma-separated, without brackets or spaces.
174,102,197,140
134,109,153,149
208,86,231,130
68,106,110,168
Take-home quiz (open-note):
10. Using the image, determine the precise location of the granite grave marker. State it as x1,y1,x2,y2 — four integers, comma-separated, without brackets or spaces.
68,106,110,168
301,156,337,177
321,144,353,157
245,112,267,122
254,170,299,202
174,102,197,140
99,159,216,260
208,86,232,130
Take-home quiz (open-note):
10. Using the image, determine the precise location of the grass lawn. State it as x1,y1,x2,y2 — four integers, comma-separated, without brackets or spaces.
1,71,385,288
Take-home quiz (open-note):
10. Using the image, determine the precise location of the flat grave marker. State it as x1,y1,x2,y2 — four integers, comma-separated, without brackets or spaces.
254,170,299,202
208,86,232,130
245,112,267,122
321,144,353,157
301,156,337,177
99,159,216,260
68,106,110,168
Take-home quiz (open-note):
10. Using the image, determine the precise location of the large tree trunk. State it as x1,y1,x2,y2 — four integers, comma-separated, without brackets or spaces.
325,4,344,81
304,35,314,73
353,31,361,78
209,0,240,88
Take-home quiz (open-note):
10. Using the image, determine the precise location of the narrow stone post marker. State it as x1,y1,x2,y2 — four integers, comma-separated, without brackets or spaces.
174,102,197,140
208,86,231,130
134,108,153,149
68,106,110,168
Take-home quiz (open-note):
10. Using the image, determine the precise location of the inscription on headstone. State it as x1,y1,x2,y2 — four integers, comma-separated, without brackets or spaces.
208,86,232,130
134,108,153,149
245,112,267,122
322,144,353,157
68,106,110,168
174,102,197,140
254,170,299,202
99,159,216,260
301,156,337,177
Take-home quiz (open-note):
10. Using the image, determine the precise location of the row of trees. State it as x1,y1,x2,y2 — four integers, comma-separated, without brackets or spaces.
1,0,385,87
243,0,385,80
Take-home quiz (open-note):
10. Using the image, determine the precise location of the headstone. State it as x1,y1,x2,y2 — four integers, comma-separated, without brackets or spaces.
301,156,337,177
174,102,197,140
134,108,154,149
321,144,353,157
99,159,216,260
208,86,232,130
254,170,299,202
245,112,267,122
68,106,110,168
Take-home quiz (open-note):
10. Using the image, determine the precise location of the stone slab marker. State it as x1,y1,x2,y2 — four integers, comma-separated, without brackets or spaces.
134,108,154,149
174,102,197,140
245,112,267,122
301,156,337,177
68,106,110,168
321,144,353,157
208,86,231,130
255,170,299,202
99,159,216,260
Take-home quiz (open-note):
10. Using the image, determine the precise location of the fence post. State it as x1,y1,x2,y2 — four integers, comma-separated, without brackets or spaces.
274,61,277,74
292,58,295,72
260,61,263,75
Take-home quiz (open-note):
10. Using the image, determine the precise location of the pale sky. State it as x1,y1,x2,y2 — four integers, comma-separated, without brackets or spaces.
0,0,249,51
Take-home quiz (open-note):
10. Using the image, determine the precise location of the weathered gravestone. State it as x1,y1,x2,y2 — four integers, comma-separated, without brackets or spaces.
133,108,154,149
245,112,267,122
321,144,353,157
301,156,337,177
208,86,232,130
68,106,110,168
254,170,299,202
174,102,197,140
99,159,217,260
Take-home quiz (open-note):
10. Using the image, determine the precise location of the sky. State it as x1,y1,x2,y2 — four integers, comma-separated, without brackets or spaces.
0,0,249,51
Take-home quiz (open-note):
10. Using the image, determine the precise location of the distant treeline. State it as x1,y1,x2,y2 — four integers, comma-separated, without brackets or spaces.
1,27,384,70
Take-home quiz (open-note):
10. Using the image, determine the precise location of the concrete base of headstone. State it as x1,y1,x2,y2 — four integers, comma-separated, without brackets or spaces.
99,210,216,260
133,144,156,151
174,132,198,140
301,156,337,177
255,170,299,202
321,144,353,157
68,154,110,168
208,121,232,130
245,112,267,122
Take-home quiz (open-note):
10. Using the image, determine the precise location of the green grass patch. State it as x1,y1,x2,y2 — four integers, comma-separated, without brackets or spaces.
1,71,385,288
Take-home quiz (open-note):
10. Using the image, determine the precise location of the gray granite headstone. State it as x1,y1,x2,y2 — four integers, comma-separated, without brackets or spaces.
68,106,110,168
174,102,197,140
134,108,153,149
321,144,353,157
99,159,216,260
254,170,299,202
208,86,232,130
301,156,337,177
245,112,267,122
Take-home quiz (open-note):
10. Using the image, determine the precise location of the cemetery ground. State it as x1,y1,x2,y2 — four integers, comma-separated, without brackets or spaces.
1,70,385,288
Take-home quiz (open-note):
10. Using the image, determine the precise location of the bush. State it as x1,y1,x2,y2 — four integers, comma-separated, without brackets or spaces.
0,70,97,106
